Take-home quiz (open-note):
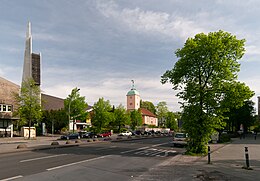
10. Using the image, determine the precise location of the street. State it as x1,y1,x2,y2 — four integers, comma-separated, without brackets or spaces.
0,137,184,181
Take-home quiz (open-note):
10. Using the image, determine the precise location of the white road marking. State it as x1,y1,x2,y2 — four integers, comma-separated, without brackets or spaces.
151,143,168,147
120,146,149,154
46,155,111,171
0,175,23,181
20,154,68,163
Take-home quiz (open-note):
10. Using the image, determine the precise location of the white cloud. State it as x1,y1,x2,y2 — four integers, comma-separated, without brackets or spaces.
245,45,260,56
96,1,205,41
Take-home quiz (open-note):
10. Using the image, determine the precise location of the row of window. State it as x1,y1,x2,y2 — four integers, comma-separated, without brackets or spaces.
0,104,12,112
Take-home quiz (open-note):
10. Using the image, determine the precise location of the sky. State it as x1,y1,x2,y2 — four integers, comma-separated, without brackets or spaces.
0,0,260,112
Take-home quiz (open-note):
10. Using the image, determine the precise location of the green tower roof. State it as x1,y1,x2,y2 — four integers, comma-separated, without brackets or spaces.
127,88,140,96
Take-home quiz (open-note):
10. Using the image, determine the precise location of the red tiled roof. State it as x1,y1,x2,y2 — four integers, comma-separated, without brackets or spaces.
140,108,157,117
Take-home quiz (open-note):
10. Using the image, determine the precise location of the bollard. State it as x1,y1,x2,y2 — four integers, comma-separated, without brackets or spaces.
208,146,211,164
245,147,250,169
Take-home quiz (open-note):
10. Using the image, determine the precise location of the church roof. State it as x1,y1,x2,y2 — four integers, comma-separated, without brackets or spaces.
127,88,140,96
140,108,157,118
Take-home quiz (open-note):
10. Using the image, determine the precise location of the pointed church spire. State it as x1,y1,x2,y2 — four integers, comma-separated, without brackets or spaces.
26,21,31,38
22,21,33,83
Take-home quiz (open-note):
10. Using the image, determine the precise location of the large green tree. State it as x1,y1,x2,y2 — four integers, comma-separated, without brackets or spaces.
91,97,113,133
113,104,131,133
140,100,156,115
156,101,169,127
224,100,255,132
14,78,42,139
161,30,254,154
130,109,143,130
64,88,88,132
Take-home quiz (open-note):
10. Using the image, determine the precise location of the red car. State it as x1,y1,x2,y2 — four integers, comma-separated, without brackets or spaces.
97,132,111,137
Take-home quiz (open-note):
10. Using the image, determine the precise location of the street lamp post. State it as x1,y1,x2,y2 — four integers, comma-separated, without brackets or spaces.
68,88,80,133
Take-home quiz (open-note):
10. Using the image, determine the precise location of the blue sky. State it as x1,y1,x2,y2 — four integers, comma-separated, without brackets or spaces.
1,0,260,112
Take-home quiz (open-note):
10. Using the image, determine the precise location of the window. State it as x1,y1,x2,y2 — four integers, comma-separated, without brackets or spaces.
0,104,12,112
3,105,6,112
130,103,133,105
8,105,12,112
130,96,132,99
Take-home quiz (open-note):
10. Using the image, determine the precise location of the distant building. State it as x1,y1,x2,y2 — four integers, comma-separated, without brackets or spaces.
126,80,158,127
126,80,140,111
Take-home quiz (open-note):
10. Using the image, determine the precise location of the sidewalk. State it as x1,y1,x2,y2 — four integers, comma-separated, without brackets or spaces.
0,135,62,154
154,134,260,181
194,134,260,181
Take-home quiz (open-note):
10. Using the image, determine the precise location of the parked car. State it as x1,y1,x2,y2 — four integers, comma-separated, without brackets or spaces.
97,132,112,137
82,132,97,138
118,131,132,136
172,133,188,147
60,133,81,140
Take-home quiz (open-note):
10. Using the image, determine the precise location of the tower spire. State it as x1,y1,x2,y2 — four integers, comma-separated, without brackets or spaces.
131,79,135,90
22,21,33,83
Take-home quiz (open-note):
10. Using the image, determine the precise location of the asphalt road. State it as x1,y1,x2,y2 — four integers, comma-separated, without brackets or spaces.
0,137,184,181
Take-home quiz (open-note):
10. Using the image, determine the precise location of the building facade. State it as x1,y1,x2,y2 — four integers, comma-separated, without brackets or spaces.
126,81,158,127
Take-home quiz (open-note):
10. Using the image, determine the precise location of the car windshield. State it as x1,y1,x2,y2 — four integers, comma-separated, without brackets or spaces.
175,133,186,138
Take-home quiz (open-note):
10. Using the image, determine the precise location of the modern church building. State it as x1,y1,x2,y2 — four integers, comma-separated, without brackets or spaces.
0,22,64,137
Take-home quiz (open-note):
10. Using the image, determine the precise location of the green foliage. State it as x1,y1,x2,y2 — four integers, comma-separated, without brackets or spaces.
161,30,254,154
42,109,68,133
165,112,178,130
224,100,256,132
91,97,113,133
130,109,143,130
64,88,88,123
218,134,231,143
112,104,131,132
14,78,42,137
140,100,156,115
156,101,169,127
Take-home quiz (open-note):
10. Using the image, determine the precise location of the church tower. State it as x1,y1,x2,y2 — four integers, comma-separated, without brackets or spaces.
126,80,140,111
22,22,41,86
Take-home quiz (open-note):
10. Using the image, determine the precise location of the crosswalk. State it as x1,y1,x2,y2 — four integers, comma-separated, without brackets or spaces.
121,147,177,157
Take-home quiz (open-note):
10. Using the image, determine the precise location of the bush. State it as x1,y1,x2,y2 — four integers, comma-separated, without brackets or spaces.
219,134,231,143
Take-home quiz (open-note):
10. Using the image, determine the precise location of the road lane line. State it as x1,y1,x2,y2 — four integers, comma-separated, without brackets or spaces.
0,175,23,181
120,146,149,154
46,155,111,171
151,143,169,147
20,154,68,163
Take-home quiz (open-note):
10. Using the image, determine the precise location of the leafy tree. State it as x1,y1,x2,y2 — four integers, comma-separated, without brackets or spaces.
14,78,42,139
140,100,156,115
165,111,178,130
113,104,131,133
42,109,68,134
91,97,113,133
224,100,255,132
130,109,143,130
156,101,169,127
161,30,254,154
64,88,88,132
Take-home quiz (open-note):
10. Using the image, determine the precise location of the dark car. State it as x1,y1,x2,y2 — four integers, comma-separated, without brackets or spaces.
82,132,97,138
60,133,81,140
